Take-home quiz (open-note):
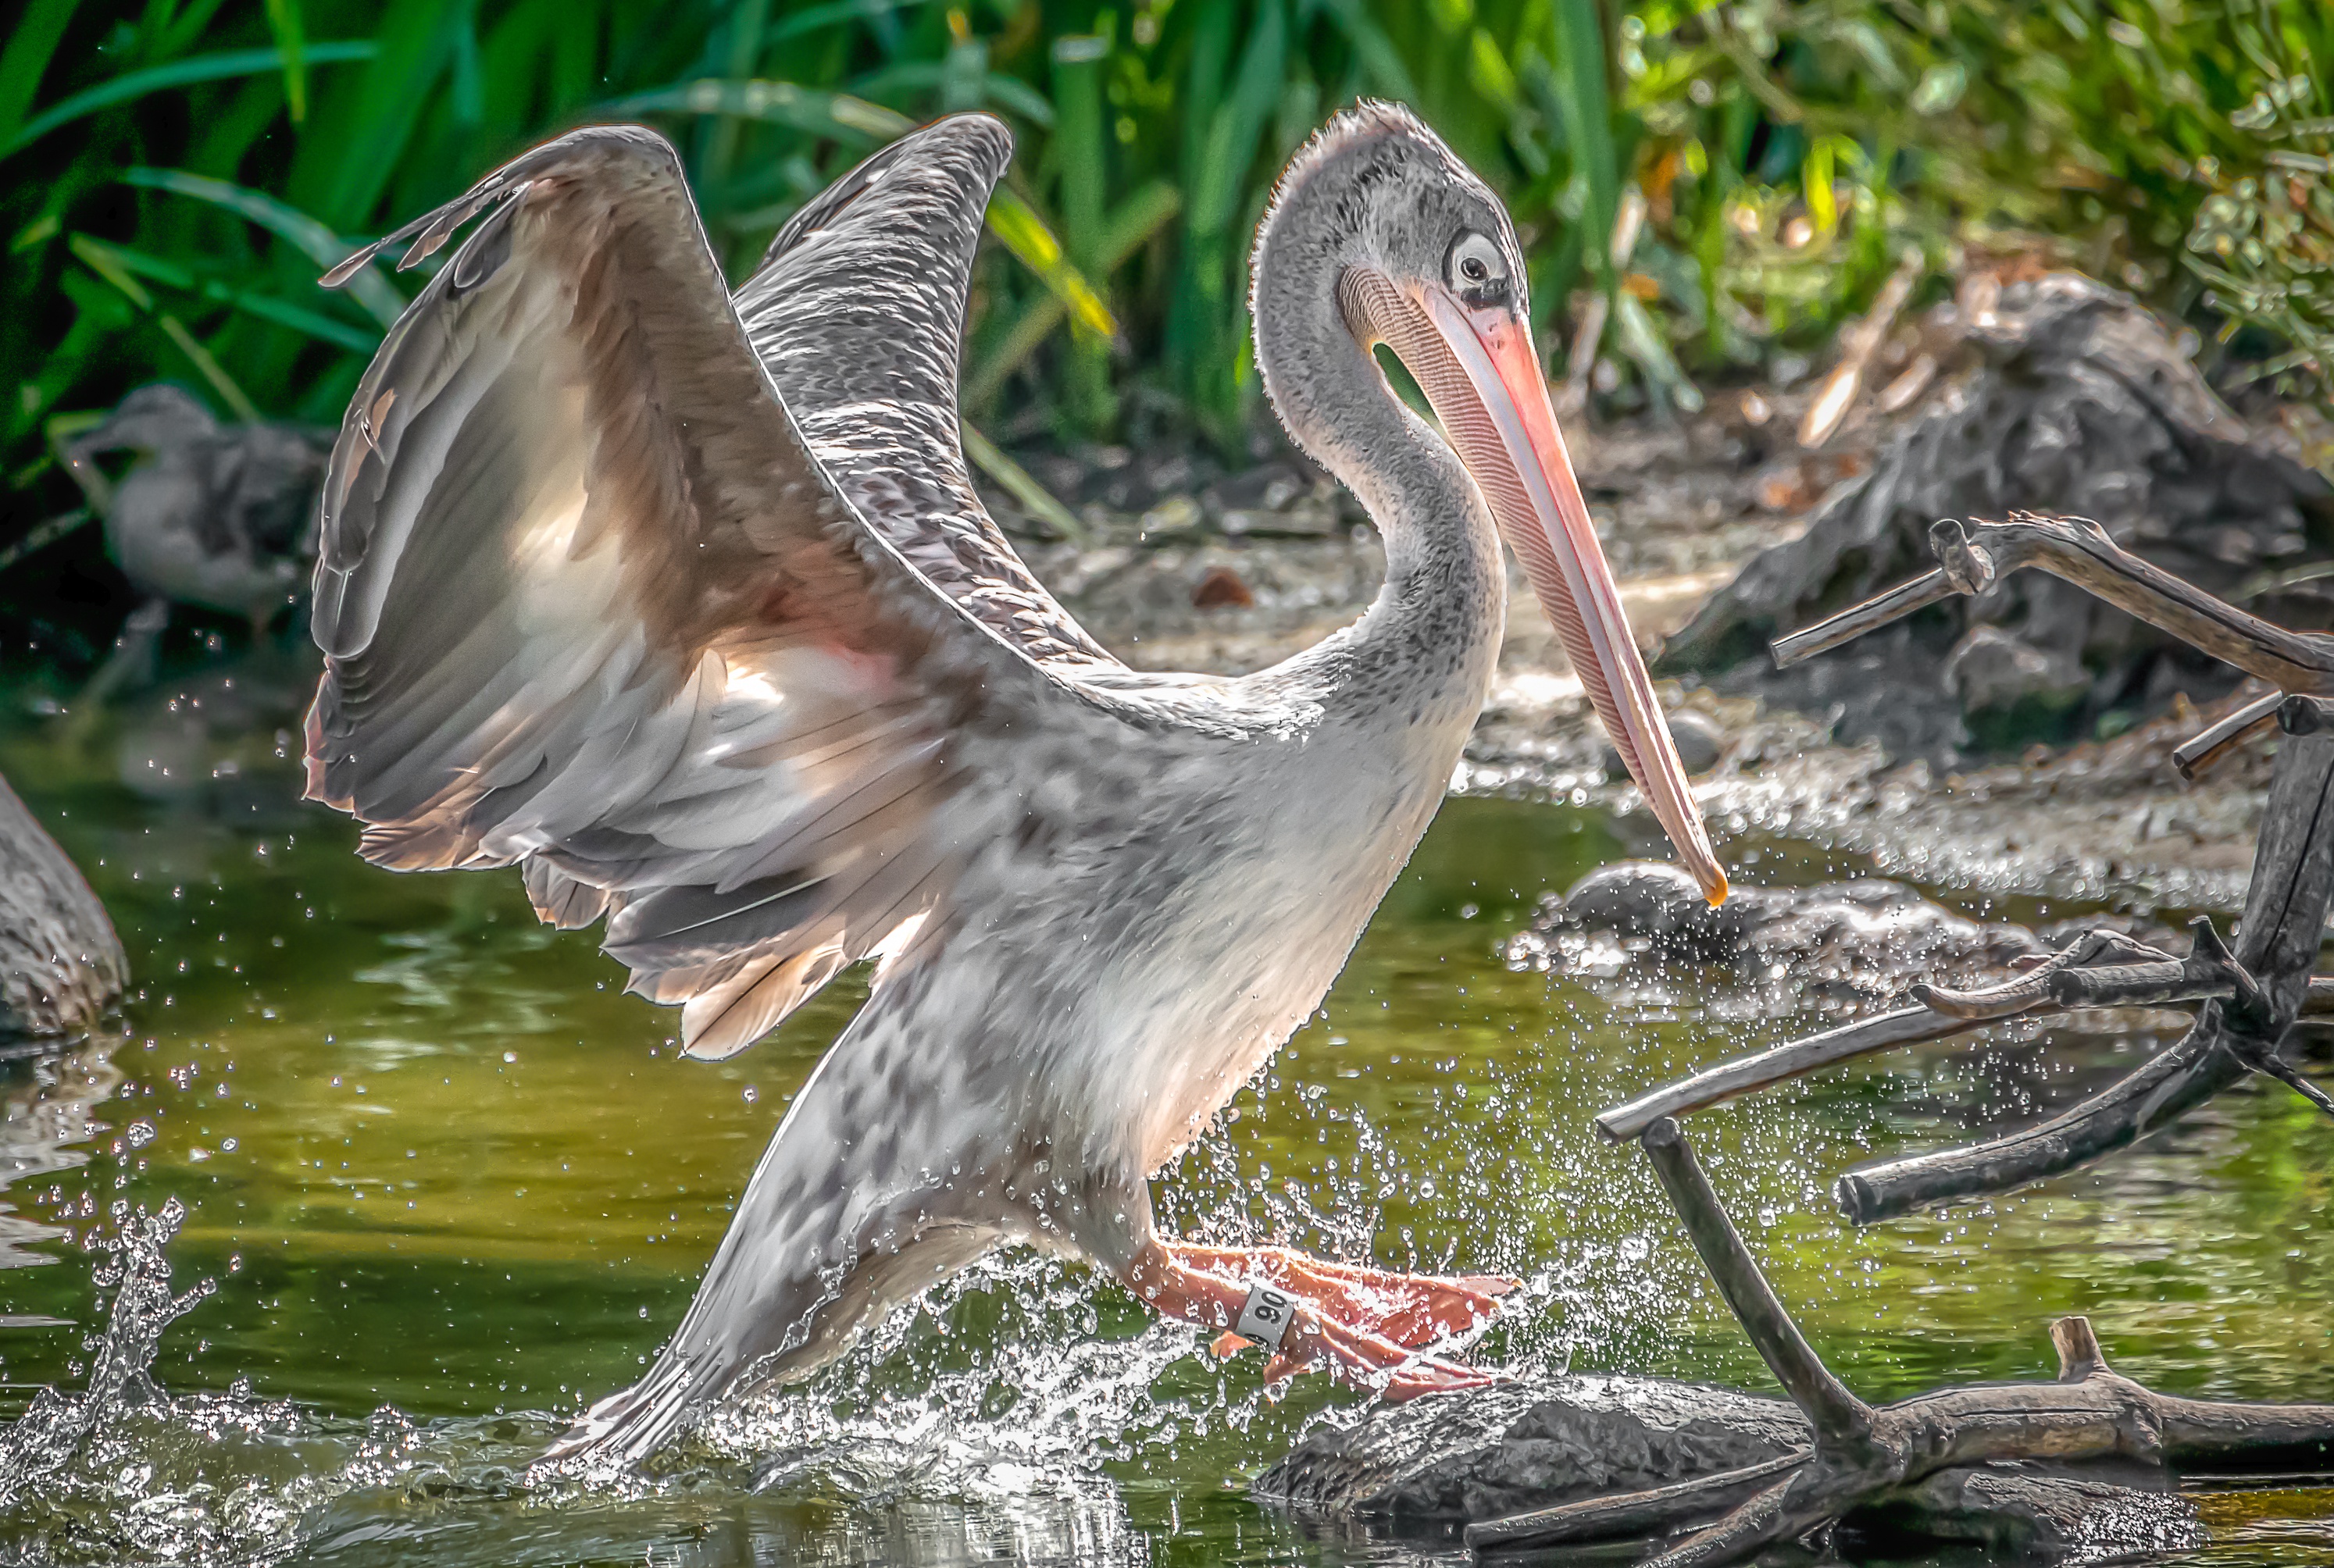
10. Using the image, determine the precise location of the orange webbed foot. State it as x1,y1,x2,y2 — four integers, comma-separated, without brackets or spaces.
1127,1239,1513,1401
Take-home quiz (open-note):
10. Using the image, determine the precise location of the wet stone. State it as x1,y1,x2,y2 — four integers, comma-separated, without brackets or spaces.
1945,625,2093,751
1252,1374,1808,1526
1505,861,2049,1013
1601,708,1726,779
0,772,125,1040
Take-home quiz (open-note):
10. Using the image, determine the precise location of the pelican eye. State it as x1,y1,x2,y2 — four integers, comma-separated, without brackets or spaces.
1446,231,1510,307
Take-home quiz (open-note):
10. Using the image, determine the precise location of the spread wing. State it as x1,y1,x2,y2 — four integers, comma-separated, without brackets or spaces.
304,123,1108,1060
734,115,1116,668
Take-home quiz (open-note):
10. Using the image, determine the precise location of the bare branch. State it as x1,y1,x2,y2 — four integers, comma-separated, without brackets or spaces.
1643,1120,1876,1445
2051,1315,2104,1381
1640,1476,1805,1568
1769,569,1961,668
1597,1007,1983,1142
2236,1045,2334,1120
1597,926,2222,1145
1462,1451,1808,1552
2040,916,2259,1011
1914,928,2173,1018
2174,689,2285,780
1771,513,2334,693
1840,725,2334,1224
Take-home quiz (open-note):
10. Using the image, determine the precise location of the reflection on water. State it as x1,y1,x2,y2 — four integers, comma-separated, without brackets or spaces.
0,1037,123,1278
0,676,2328,1566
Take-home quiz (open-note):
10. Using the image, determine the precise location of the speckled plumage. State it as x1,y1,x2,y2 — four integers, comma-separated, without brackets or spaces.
306,108,1527,1464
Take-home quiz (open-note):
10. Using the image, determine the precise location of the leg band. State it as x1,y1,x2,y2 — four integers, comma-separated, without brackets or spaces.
1236,1280,1296,1350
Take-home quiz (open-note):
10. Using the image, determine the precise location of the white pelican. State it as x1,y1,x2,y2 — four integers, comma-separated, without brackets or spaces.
307,103,1724,1465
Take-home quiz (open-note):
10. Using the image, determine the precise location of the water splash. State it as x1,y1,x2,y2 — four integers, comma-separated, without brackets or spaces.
0,1199,216,1509
0,1205,1279,1566
694,1250,1261,1498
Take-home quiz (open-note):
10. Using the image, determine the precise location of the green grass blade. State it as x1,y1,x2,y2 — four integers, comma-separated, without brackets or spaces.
66,234,155,310
1052,31,1113,433
71,233,382,354
769,0,930,46
297,2,465,228
966,180,1179,408
1552,0,1617,287
5,41,376,159
847,61,1057,127
0,0,80,151
609,78,911,141
984,187,1117,338
202,284,380,352
66,235,262,422
264,0,309,124
156,0,237,62
939,34,986,115
1310,0,1419,102
1613,290,1703,412
705,0,769,191
1189,2,1287,239
0,508,94,576
123,167,406,329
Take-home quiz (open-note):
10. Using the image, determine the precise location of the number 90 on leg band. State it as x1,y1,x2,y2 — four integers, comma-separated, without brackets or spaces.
1236,1281,1294,1351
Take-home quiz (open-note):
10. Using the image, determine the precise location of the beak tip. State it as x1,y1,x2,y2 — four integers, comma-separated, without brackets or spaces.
1704,871,1729,907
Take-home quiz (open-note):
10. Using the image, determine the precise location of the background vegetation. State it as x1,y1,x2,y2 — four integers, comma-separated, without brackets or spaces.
1,0,2329,515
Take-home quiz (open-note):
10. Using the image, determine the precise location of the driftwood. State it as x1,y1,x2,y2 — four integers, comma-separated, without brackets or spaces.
0,772,124,1041
1466,1120,2334,1563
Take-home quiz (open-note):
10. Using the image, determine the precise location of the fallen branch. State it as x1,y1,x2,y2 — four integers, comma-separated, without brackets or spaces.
1467,1120,2334,1564
1519,531,2334,1566
1771,513,2334,696
1798,248,1923,450
1593,925,2226,1143
2172,687,2285,779
1838,695,2334,1222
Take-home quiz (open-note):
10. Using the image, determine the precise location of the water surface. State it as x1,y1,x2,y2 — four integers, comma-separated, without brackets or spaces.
0,680,2329,1566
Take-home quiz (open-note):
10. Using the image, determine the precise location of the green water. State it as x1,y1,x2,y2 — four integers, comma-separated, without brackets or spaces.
0,682,2329,1566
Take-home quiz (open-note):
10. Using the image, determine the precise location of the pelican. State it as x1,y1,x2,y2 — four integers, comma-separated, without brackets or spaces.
306,103,1725,1466
60,384,323,704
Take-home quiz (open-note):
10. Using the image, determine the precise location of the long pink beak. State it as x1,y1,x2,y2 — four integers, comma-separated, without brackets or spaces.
1398,281,1726,903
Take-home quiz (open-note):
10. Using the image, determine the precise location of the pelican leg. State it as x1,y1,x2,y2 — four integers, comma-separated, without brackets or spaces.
1158,1241,1516,1349
1122,1240,1500,1400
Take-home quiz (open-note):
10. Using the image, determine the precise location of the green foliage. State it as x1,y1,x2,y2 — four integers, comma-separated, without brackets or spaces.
2,0,2329,499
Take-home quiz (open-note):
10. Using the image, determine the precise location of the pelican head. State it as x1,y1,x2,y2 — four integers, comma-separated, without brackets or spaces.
1253,102,1725,903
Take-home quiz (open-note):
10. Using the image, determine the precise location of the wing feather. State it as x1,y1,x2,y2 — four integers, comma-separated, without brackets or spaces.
305,123,1090,1053
737,115,1119,670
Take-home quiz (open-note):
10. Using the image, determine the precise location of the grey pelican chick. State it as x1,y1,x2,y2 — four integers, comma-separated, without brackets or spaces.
303,106,1726,1466
61,384,323,704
